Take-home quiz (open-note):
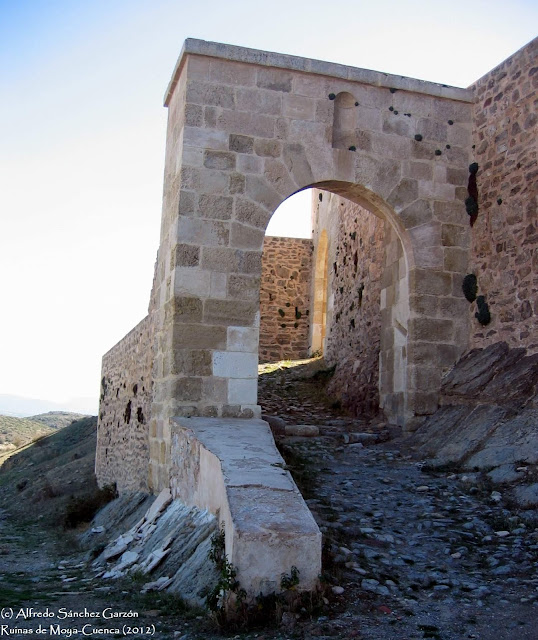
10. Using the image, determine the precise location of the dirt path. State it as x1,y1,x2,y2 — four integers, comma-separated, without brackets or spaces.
0,362,537,639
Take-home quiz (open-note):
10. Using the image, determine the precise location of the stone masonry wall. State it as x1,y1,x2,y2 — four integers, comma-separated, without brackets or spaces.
320,193,385,416
259,236,312,362
96,316,154,492
468,37,537,352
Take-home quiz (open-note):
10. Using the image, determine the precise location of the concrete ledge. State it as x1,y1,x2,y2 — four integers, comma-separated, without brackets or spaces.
164,38,474,106
169,417,321,596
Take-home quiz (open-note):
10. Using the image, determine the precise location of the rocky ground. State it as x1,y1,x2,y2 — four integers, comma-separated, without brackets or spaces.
0,359,537,639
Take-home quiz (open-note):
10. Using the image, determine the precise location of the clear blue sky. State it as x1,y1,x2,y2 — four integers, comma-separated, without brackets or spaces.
0,0,536,413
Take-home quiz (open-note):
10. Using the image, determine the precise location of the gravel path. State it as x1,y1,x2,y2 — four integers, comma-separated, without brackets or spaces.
1,361,537,639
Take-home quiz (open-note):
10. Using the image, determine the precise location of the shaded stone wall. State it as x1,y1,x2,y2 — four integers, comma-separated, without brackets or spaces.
468,37,537,352
96,316,153,492
319,192,385,416
259,236,312,362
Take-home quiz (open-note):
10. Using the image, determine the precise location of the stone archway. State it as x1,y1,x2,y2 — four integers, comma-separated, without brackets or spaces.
145,38,473,490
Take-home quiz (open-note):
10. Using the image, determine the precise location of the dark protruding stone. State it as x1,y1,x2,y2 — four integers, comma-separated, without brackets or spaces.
475,296,491,326
465,196,478,217
462,274,478,302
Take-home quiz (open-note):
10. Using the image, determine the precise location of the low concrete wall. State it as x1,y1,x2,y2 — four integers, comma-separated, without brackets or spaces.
169,417,321,596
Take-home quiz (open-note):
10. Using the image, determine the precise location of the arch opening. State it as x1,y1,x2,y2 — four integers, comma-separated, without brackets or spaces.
259,181,412,425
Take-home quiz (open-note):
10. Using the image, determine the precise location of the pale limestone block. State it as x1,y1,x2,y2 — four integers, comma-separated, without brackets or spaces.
315,99,333,123
283,94,316,120
358,106,383,132
209,59,257,86
198,169,229,195
177,216,229,246
227,326,259,352
236,88,282,115
210,272,227,298
263,158,298,197
447,124,471,146
186,80,235,108
182,126,230,151
293,74,328,98
237,154,263,174
370,132,411,160
282,143,314,187
173,267,211,297
413,244,444,270
228,378,258,404
403,160,433,181
217,110,275,138
245,175,283,212
202,377,228,402
257,67,294,92
230,222,266,250
213,351,258,379
186,56,210,80
182,146,203,167
289,119,330,146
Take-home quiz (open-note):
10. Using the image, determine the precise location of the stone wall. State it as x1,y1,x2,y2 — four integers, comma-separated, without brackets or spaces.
468,37,537,353
318,192,385,416
259,236,312,362
96,316,154,492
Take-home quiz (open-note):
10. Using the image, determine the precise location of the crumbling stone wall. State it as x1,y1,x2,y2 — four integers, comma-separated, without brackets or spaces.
259,236,312,362
319,193,385,416
96,316,153,492
468,37,537,352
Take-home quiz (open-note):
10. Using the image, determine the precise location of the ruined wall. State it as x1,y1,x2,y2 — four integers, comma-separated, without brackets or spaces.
259,236,312,362
315,192,385,416
469,37,537,352
96,316,154,492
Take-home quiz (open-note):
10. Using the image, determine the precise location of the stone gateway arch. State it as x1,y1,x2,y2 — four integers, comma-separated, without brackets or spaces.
96,39,478,597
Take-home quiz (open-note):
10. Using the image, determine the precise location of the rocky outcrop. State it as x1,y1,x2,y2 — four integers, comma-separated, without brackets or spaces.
410,342,538,506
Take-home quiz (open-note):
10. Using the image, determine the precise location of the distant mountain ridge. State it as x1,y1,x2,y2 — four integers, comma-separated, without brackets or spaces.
0,394,97,417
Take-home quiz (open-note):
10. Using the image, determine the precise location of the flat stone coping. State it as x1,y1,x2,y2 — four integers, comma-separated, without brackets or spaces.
170,417,321,594
164,38,474,106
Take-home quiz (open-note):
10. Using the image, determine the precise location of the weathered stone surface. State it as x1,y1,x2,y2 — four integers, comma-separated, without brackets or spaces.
170,418,322,596
409,342,538,506
92,490,218,606
259,236,312,362
469,37,538,353
441,341,537,408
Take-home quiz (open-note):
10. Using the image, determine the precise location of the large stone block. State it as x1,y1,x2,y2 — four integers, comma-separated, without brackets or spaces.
172,324,227,350
197,194,233,220
204,299,259,326
212,351,258,379
409,317,454,342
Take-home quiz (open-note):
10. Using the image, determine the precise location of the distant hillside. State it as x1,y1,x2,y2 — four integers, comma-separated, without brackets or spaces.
29,411,87,430
0,415,55,452
0,416,99,527
0,411,88,458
